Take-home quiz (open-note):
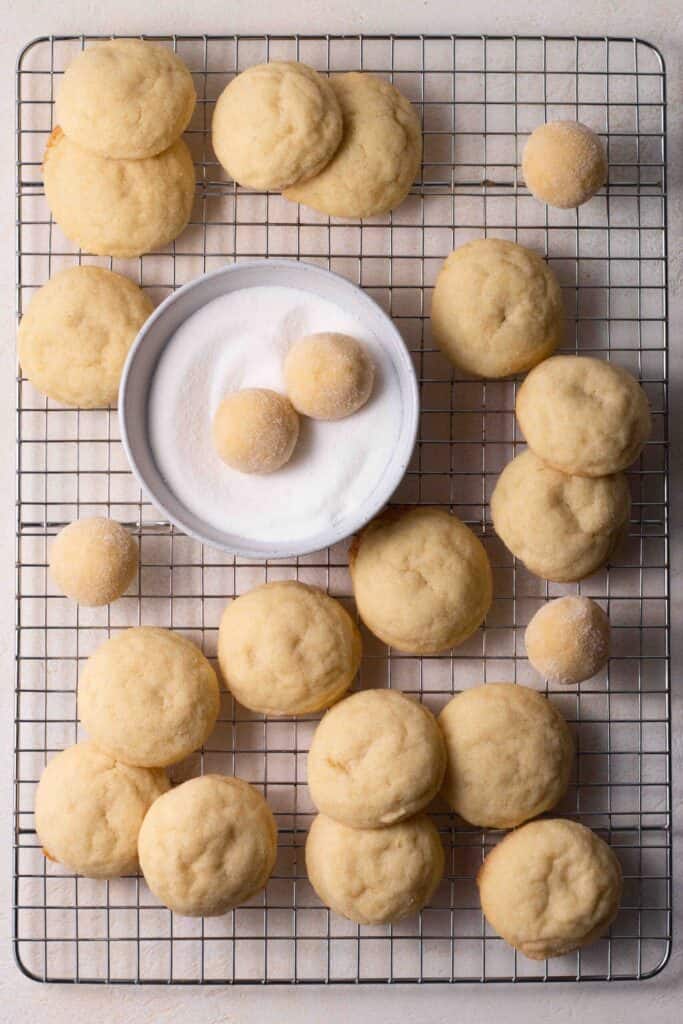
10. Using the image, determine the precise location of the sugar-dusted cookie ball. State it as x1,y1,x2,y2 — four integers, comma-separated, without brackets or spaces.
525,596,610,685
212,61,343,191
306,813,444,925
138,775,277,917
516,355,651,477
431,238,564,378
284,71,422,219
79,627,220,767
56,39,196,159
18,266,154,408
350,506,493,654
284,332,375,420
43,127,195,258
307,689,446,829
478,819,622,960
491,450,630,582
438,684,574,829
35,742,169,879
522,120,607,209
49,518,138,606
212,388,299,474
218,581,361,715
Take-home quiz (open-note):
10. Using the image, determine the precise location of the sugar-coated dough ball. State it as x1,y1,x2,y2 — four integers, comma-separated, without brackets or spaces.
431,238,563,378
43,128,195,258
491,450,630,582
350,507,492,654
284,332,375,420
525,596,610,685
516,355,651,477
438,684,573,829
307,689,446,828
306,813,443,925
138,775,277,917
478,819,622,960
284,72,422,218
218,580,361,715
35,742,169,879
212,61,342,190
18,266,153,408
49,518,138,606
523,121,607,208
212,388,299,474
79,627,220,767
56,39,196,159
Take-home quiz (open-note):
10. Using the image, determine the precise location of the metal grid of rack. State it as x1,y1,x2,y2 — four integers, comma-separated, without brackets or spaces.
14,34,670,984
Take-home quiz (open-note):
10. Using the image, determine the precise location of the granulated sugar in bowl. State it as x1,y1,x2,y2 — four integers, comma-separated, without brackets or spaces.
120,260,419,558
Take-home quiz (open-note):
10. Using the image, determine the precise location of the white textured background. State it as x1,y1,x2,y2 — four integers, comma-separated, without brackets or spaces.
0,1,681,1021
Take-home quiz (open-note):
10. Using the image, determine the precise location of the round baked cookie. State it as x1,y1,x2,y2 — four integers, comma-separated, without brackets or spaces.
523,120,608,209
478,819,622,960
212,61,342,191
212,389,299,474
18,266,153,408
525,596,610,686
138,775,277,916
284,71,422,218
43,127,195,258
49,518,138,606
350,506,493,654
516,355,651,477
307,688,446,828
217,581,361,715
284,332,375,420
306,813,444,925
79,627,220,767
490,450,630,582
56,39,196,159
438,683,574,828
431,238,563,378
35,742,169,879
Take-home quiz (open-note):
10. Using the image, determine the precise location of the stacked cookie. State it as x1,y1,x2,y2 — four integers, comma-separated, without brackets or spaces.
45,40,197,257
212,61,422,219
492,355,651,583
305,690,447,925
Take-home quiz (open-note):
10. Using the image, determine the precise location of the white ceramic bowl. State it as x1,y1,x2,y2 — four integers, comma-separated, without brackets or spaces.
120,259,419,559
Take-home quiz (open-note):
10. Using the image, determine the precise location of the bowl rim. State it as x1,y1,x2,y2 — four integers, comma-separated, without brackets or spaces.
119,257,420,559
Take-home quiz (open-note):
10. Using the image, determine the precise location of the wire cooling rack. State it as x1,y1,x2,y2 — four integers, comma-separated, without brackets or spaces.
14,34,670,985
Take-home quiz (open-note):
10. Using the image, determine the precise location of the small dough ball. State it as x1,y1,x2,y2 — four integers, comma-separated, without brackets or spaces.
212,388,299,474
438,684,574,829
43,127,195,258
35,742,169,879
523,120,607,208
478,819,622,960
431,238,563,378
491,450,630,582
350,506,492,654
306,813,444,925
285,71,422,218
284,332,375,420
212,61,342,190
79,626,220,767
525,596,610,685
516,355,651,477
18,266,153,408
138,775,277,917
56,39,196,159
218,580,361,715
307,689,446,828
49,518,138,606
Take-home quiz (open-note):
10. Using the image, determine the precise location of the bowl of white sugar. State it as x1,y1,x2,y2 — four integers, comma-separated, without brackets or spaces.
119,259,419,558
